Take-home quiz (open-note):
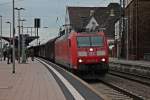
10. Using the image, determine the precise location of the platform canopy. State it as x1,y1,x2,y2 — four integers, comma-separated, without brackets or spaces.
1,34,39,46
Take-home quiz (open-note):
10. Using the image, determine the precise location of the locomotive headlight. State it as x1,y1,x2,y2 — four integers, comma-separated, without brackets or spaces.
101,58,106,62
78,59,83,63
97,50,106,56
89,48,94,52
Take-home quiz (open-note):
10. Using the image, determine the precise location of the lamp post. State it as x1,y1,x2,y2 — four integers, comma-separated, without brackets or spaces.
0,16,2,61
118,0,124,59
20,19,26,63
6,21,12,46
12,0,16,73
120,0,126,58
14,7,25,63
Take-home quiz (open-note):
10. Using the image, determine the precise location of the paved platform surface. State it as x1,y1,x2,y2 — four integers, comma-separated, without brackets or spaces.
0,59,66,100
110,57,150,67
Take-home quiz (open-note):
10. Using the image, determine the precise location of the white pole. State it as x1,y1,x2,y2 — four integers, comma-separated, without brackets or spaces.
20,20,26,63
12,0,16,73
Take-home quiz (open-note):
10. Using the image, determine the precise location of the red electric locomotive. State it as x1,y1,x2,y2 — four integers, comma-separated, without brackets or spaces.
55,31,109,74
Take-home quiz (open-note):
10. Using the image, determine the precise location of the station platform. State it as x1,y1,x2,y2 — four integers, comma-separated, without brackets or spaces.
109,57,150,67
0,58,106,100
0,59,66,100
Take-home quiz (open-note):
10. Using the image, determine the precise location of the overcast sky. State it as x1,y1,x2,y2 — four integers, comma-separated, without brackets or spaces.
0,0,119,44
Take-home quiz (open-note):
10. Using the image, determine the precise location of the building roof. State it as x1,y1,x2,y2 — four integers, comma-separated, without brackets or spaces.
67,3,121,38
68,7,105,31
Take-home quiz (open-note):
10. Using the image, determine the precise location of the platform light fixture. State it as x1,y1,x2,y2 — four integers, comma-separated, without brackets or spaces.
14,7,25,63
12,0,16,73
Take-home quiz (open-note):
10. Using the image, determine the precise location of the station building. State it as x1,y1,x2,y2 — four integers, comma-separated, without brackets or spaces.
124,0,150,60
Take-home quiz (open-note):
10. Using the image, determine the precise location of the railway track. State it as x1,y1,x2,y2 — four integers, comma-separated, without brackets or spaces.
88,72,150,100
87,77,145,100
109,70,150,87
37,58,150,100
82,69,150,100
89,81,133,100
75,72,149,99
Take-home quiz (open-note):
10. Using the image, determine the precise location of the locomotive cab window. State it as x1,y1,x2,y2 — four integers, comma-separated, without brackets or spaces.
77,37,90,47
77,36,103,47
91,36,103,46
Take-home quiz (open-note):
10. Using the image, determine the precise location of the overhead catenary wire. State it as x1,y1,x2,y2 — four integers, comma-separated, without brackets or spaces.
0,0,24,6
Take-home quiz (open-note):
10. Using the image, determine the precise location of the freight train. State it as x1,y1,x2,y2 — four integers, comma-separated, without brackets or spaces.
31,29,109,75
